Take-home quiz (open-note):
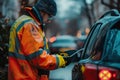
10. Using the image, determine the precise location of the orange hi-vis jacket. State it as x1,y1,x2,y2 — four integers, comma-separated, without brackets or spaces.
8,15,65,80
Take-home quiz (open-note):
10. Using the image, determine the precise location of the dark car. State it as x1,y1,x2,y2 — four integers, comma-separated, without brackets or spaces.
72,9,120,80
49,35,77,56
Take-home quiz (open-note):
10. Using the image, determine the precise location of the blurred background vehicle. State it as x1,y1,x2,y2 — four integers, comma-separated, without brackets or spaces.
72,9,120,80
76,35,87,49
49,35,87,54
49,35,87,62
49,35,77,55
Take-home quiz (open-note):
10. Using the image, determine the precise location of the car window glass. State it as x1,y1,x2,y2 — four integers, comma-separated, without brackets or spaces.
82,25,96,58
84,24,102,58
103,29,120,62
91,25,107,60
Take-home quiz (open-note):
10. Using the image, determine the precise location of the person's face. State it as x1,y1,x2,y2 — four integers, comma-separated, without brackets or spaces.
42,12,53,24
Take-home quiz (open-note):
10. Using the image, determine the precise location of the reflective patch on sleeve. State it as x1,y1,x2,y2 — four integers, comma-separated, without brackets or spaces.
8,49,43,60
16,19,33,32
56,55,65,68
55,55,59,68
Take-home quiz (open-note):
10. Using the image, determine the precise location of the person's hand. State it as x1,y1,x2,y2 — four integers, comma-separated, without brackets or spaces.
63,56,72,66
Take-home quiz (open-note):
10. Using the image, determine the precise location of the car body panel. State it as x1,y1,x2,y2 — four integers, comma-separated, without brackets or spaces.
72,10,120,80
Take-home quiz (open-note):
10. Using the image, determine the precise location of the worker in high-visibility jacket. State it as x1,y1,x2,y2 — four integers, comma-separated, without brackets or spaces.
8,0,72,80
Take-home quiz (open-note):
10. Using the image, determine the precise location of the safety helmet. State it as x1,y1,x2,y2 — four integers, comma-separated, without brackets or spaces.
34,0,57,16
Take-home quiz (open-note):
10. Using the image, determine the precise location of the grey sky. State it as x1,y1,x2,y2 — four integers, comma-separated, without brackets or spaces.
55,0,93,19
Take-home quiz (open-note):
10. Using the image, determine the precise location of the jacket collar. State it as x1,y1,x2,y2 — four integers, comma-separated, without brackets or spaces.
24,7,41,26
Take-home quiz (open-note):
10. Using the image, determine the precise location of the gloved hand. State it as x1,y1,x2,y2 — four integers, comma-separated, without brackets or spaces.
59,49,82,66
63,56,72,66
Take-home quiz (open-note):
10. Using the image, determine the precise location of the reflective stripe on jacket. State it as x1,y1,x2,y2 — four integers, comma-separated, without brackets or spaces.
8,15,65,80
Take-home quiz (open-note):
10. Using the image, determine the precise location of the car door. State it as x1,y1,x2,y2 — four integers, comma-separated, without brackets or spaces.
72,15,120,80
72,23,103,80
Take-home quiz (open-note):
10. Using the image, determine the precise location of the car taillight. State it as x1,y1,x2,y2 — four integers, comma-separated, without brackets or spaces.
99,69,112,80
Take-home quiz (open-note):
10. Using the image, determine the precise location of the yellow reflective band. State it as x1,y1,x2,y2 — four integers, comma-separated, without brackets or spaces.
57,55,66,68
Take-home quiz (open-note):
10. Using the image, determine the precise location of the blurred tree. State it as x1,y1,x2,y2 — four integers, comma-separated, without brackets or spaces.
101,0,120,9
0,0,20,68
0,18,9,67
2,0,20,25
66,18,79,36
0,15,9,80
19,0,37,16
79,0,120,30
81,0,97,28
0,0,20,79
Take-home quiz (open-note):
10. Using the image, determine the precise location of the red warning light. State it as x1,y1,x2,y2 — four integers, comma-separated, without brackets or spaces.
99,69,112,80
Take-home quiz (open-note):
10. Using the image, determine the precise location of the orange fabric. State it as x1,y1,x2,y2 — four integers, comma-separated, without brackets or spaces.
8,57,37,80
8,15,58,80
18,22,57,69
18,23,44,54
37,50,56,70
39,75,48,80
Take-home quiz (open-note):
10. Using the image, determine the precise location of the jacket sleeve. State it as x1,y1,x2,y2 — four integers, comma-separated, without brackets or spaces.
17,22,65,70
